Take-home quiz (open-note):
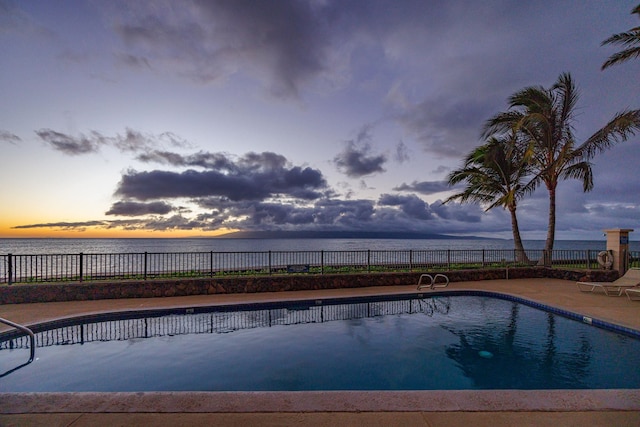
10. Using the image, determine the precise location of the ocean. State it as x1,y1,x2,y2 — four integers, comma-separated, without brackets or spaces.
0,238,633,255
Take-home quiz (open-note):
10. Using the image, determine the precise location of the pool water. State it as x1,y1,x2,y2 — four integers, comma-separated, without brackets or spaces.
1,295,640,391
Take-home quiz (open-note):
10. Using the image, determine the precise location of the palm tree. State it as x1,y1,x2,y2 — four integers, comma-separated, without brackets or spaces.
445,136,535,261
601,5,640,70
484,72,640,255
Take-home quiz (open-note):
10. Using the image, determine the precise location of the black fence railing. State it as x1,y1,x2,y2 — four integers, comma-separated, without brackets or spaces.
0,248,613,285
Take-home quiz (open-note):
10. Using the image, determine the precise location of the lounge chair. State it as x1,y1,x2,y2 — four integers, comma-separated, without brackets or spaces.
625,287,640,301
576,268,640,296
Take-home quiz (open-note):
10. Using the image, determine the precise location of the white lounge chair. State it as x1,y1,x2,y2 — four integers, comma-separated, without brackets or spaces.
577,268,640,296
625,287,640,301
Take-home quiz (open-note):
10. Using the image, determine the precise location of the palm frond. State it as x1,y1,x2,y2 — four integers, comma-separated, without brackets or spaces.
576,109,640,159
601,30,640,47
601,4,640,70
482,111,524,138
562,162,593,192
602,46,640,69
554,72,578,131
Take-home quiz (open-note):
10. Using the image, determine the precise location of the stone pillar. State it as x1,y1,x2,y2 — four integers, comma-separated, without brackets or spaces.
604,228,634,274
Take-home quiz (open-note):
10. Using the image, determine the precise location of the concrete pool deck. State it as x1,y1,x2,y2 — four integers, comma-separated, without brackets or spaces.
1,277,639,426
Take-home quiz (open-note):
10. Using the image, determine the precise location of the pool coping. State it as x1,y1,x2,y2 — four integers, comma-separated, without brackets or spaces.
2,390,640,413
1,287,639,414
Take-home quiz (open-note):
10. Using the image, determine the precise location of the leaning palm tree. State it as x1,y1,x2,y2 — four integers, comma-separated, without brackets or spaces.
484,72,640,255
601,4,640,70
445,136,535,261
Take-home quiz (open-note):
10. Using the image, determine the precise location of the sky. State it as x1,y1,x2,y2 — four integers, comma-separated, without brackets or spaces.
1,0,639,240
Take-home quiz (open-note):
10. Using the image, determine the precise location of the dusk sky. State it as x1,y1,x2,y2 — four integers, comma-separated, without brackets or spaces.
1,0,639,240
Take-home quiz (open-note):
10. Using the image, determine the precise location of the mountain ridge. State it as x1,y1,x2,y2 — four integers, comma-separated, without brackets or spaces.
214,230,498,240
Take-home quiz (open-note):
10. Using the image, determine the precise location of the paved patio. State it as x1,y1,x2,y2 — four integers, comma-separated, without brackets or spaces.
1,278,639,426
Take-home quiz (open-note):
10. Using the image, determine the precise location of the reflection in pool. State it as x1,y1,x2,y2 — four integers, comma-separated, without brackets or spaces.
1,294,639,391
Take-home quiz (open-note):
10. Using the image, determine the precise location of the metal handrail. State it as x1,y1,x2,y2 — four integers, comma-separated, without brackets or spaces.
416,273,449,290
0,317,35,362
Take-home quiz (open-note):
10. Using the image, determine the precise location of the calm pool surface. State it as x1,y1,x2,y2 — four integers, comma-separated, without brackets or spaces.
1,294,640,391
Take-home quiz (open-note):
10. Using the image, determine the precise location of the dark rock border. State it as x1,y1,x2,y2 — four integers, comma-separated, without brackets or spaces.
0,267,619,305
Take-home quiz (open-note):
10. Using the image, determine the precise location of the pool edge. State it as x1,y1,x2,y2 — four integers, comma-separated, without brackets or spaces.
1,390,639,413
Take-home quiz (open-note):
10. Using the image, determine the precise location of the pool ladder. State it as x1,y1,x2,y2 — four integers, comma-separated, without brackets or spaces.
417,274,449,290
0,317,35,363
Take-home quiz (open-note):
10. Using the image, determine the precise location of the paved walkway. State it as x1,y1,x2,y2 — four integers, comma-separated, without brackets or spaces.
1,278,639,426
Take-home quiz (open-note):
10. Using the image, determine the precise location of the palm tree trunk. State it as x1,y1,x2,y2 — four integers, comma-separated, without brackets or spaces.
541,185,557,266
509,205,529,263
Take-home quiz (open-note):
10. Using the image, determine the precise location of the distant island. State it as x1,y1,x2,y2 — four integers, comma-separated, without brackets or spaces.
215,230,498,240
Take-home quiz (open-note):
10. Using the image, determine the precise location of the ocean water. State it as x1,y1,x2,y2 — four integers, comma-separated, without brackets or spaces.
0,237,634,255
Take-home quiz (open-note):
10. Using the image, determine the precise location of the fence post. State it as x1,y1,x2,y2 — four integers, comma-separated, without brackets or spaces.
447,249,451,270
79,252,83,282
409,249,413,272
367,250,371,273
210,251,214,277
482,249,485,268
144,252,148,280
7,254,12,286
268,251,272,275
321,250,324,275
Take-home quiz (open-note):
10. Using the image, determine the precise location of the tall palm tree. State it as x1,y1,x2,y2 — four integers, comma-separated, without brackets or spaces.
484,72,640,255
445,136,535,260
601,4,640,70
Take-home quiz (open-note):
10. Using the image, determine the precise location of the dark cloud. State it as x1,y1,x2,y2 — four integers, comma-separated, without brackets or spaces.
198,195,458,233
0,0,54,38
137,215,204,231
136,150,194,166
12,216,209,233
0,130,21,144
113,0,338,98
12,220,107,230
392,96,492,158
334,126,387,178
430,200,483,223
137,150,257,171
197,199,317,229
105,200,174,216
378,193,433,220
394,180,452,195
116,151,327,202
114,52,152,69
334,142,386,178
394,141,410,163
112,129,184,152
195,197,378,231
314,199,376,227
36,129,101,155
36,128,187,156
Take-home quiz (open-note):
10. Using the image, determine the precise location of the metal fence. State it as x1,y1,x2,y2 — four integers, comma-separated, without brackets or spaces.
0,248,611,285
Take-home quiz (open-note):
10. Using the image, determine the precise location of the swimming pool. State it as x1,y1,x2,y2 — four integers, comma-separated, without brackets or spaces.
1,292,640,392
